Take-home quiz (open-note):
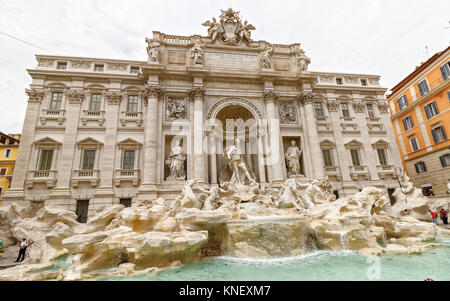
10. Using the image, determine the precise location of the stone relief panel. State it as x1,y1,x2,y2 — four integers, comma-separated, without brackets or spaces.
168,51,186,65
107,63,128,71
166,97,187,120
204,51,259,70
279,102,297,123
70,60,91,69
38,59,54,67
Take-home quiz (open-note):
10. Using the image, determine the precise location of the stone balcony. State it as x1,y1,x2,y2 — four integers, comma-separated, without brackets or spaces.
376,165,396,179
119,111,143,127
40,109,66,125
81,110,105,126
349,165,370,180
25,170,57,189
71,169,100,188
323,166,341,180
114,169,140,187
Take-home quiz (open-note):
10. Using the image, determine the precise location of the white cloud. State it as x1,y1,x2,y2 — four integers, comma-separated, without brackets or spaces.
0,0,449,133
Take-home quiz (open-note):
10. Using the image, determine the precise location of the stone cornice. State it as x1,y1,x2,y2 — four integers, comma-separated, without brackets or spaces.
26,89,44,103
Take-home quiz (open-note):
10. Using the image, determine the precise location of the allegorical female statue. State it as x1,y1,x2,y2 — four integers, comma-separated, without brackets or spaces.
166,139,186,179
285,140,303,177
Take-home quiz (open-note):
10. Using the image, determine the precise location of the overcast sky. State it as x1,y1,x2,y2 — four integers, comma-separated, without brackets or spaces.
0,0,449,134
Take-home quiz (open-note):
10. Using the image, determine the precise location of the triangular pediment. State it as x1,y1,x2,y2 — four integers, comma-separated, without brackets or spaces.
77,137,104,146
344,139,362,148
33,136,62,145
320,139,335,147
117,138,142,147
371,139,390,148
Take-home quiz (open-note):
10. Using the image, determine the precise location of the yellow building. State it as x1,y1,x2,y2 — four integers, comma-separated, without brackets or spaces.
387,46,450,196
0,132,21,202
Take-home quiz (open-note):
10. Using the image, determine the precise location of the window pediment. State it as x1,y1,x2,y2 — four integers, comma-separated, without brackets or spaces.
77,137,104,147
320,139,335,148
33,137,62,147
371,139,389,149
344,139,362,149
117,138,142,149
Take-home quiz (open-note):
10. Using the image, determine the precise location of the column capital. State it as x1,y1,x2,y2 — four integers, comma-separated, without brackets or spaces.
263,90,278,104
352,100,365,113
105,91,122,105
188,87,205,100
26,89,44,103
327,99,339,112
66,89,85,104
296,91,314,105
144,86,164,105
377,100,389,114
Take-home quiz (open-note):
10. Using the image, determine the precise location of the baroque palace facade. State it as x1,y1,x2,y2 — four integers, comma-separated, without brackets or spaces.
3,9,402,219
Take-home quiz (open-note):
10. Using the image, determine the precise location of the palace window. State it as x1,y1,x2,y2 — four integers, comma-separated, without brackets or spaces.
49,92,63,110
0,187,3,195
322,149,334,167
127,95,139,113
336,78,343,85
340,103,350,117
402,115,414,131
397,95,408,110
5,149,11,158
424,101,439,119
440,61,450,80
376,148,388,166
409,136,419,152
38,149,54,171
350,149,361,166
122,150,136,170
76,200,89,223
366,103,375,118
57,62,67,70
94,64,104,72
314,102,324,117
414,161,427,173
0,168,7,176
130,66,140,74
431,125,447,144
418,79,430,96
361,79,367,86
89,94,102,112
439,154,450,167
81,149,96,170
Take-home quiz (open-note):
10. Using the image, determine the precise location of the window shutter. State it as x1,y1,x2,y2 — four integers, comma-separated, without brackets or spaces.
425,105,431,119
440,155,446,167
441,65,449,80
431,129,438,143
442,127,447,140
414,163,419,173
423,162,427,172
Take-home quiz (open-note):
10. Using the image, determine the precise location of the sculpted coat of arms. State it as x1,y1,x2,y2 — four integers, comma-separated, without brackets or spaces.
202,8,255,46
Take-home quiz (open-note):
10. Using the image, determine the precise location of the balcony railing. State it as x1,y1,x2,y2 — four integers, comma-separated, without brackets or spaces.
40,109,66,125
26,170,57,188
81,110,105,126
120,111,143,127
71,169,100,188
114,169,140,186
324,166,341,180
349,165,370,180
376,165,395,179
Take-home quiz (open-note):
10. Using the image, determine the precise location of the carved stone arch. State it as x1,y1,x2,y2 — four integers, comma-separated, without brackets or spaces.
85,83,107,91
207,97,264,120
337,95,352,103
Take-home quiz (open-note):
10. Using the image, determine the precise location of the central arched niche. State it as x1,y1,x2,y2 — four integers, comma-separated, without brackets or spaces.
210,103,262,183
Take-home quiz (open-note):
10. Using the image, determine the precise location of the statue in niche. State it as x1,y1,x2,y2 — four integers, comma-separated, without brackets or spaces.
280,103,296,122
285,140,303,177
296,49,311,72
166,97,186,120
166,139,186,179
190,42,204,65
221,138,256,186
145,39,160,63
260,46,273,70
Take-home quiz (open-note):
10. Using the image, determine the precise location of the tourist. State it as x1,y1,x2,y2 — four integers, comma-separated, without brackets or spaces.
429,210,438,224
403,209,409,216
14,238,28,262
0,239,4,254
439,208,448,225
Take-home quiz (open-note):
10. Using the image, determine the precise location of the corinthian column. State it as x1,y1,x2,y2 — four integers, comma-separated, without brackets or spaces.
298,92,324,178
263,90,284,183
142,86,164,190
3,89,44,203
189,87,206,183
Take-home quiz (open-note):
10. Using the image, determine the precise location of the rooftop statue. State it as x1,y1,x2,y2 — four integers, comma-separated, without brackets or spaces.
202,8,255,46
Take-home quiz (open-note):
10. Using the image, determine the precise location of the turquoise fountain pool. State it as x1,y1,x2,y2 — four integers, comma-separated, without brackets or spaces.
91,238,450,281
